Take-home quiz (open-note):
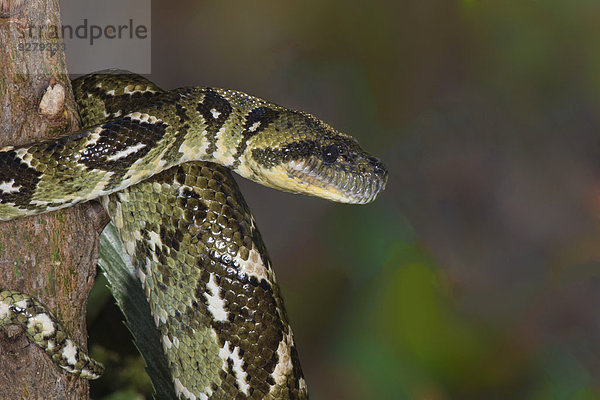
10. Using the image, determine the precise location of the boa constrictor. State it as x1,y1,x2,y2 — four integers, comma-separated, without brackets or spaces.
0,71,387,399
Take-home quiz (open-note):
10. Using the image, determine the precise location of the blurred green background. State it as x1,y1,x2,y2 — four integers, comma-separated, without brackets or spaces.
84,1,600,399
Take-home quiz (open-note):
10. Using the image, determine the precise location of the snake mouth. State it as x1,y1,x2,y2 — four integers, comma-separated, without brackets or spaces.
285,156,387,204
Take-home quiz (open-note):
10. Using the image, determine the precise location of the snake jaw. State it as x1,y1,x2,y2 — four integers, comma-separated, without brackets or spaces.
284,155,387,204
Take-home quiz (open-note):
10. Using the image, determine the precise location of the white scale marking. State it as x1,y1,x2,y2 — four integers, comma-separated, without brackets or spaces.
211,129,236,167
148,230,162,252
210,108,221,119
105,142,147,162
14,148,34,168
124,85,157,95
81,368,94,378
234,247,272,282
136,265,148,286
163,334,173,349
178,130,210,163
204,273,228,322
271,329,295,386
299,377,308,393
27,313,55,337
61,365,77,373
85,126,104,147
15,299,28,310
0,179,21,194
152,304,168,327
174,377,198,400
127,111,161,124
62,339,78,366
218,341,250,396
248,121,261,132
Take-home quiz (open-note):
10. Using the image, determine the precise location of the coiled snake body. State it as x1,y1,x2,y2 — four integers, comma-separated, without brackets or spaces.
0,72,387,399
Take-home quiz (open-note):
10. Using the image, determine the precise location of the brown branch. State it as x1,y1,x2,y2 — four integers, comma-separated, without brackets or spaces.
0,1,107,398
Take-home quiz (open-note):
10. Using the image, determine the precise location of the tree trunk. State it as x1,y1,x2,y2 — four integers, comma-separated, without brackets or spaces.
0,1,107,399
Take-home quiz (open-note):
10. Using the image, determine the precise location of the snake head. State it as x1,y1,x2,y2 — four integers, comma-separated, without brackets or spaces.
243,109,388,204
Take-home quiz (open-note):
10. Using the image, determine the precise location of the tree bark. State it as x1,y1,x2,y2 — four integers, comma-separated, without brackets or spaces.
0,1,106,399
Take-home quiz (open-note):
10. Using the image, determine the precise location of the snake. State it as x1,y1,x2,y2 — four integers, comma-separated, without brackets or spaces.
0,71,387,399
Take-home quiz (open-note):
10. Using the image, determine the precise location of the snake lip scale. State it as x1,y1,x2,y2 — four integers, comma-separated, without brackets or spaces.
0,70,387,399
285,156,385,204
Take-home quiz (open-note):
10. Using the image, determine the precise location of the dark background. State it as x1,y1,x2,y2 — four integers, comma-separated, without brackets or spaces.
86,1,600,399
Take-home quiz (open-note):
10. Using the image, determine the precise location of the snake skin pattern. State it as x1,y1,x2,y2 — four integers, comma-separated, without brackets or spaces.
0,71,387,399
0,290,102,379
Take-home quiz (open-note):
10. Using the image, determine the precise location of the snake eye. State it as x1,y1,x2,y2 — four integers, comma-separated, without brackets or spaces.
322,144,339,164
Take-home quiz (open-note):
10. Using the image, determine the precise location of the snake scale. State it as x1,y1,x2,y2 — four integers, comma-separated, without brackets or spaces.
0,71,387,399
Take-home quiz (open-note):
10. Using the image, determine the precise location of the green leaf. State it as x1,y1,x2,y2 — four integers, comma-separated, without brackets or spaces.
98,223,177,400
